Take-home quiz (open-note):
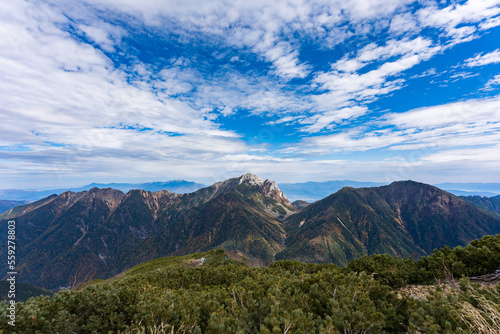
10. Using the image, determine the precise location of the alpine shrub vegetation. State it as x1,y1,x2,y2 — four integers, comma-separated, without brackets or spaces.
1,235,499,333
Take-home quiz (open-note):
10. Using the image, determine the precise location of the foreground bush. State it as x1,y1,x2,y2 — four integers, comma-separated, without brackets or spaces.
420,234,500,280
1,263,409,333
345,234,500,287
1,235,499,333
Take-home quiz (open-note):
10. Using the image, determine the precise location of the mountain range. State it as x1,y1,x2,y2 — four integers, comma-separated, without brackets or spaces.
0,180,205,202
2,180,500,203
1,174,500,290
0,174,294,289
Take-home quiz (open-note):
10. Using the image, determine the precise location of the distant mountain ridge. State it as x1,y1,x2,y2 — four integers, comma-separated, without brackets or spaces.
0,200,29,214
279,181,500,202
444,190,500,197
3,180,499,203
436,182,500,196
0,180,205,202
2,175,500,290
278,181,387,202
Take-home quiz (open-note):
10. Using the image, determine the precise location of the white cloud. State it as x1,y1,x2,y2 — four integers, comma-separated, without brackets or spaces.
422,145,500,164
267,47,311,79
483,74,500,90
417,0,500,31
410,68,438,79
174,69,312,116
77,22,125,52
416,0,500,45
299,106,368,133
464,49,500,67
285,95,500,154
266,115,303,126
57,0,500,129
3,0,500,187
449,72,479,80
0,1,248,180
385,96,500,128
311,37,441,117
285,1,500,130
358,37,433,64
479,14,500,30
75,0,416,81
281,129,407,154
219,154,297,162
389,12,420,35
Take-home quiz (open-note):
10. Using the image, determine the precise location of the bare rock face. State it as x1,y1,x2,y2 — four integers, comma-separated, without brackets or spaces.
259,178,291,207
231,173,291,206
134,189,179,219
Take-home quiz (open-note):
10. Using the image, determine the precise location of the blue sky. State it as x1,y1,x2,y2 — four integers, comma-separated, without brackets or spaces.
1,0,500,188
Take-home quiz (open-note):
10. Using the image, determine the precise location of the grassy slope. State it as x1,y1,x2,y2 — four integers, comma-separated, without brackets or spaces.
83,249,229,287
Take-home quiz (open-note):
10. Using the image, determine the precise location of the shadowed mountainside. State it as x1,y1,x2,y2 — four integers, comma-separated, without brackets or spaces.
277,181,500,265
460,195,500,216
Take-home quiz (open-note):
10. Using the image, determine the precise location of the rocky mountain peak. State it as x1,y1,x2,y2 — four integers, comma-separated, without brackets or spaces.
203,173,291,207
45,188,125,215
85,188,125,211
238,173,265,186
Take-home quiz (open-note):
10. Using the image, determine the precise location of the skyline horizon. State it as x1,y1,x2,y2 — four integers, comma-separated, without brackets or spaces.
2,172,500,197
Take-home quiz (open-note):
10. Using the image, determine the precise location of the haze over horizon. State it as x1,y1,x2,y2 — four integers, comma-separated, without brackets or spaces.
1,0,500,188
2,175,500,204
